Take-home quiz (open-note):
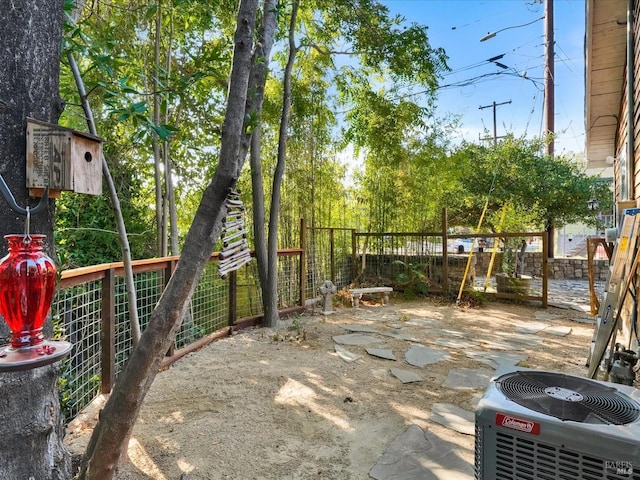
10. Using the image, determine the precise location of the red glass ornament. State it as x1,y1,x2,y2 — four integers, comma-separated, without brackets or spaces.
0,234,56,349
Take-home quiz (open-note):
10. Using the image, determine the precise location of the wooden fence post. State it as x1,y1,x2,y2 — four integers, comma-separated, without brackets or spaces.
352,229,358,283
228,270,237,325
100,268,115,394
442,207,449,293
300,218,307,306
542,231,548,308
330,228,335,283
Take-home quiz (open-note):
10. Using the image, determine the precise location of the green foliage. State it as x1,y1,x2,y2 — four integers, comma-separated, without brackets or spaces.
60,0,235,253
458,289,487,308
55,0,604,270
393,260,428,297
500,237,527,276
54,158,154,268
447,135,612,232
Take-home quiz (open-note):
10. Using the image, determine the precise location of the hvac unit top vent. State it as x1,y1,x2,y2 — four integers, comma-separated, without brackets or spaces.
497,370,640,425
475,369,640,480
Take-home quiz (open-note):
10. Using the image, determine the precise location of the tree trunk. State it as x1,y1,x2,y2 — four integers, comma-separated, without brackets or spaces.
248,0,286,327
546,221,555,258
164,11,180,256
265,0,299,326
78,1,261,477
0,365,71,479
251,129,270,306
0,1,71,478
153,5,166,257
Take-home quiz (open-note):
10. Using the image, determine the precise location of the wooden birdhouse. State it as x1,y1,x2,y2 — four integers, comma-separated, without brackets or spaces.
26,119,103,197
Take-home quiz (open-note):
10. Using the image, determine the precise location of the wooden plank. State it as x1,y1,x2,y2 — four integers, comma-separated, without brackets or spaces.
71,133,102,195
26,121,72,191
588,209,640,376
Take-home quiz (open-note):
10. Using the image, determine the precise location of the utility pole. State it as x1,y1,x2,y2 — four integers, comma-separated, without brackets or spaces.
544,0,554,157
544,0,556,258
479,100,512,144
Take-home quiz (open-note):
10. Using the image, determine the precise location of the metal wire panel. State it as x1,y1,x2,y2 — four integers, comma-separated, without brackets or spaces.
306,228,330,300
54,251,304,423
305,228,353,300
333,229,353,289
113,271,165,375
352,233,442,291
177,262,228,347
53,282,102,422
236,260,263,318
277,254,300,308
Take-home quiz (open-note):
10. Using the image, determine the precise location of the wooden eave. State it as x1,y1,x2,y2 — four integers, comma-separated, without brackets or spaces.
585,0,627,169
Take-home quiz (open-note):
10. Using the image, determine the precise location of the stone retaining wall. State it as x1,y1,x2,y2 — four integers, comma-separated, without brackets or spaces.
474,252,608,281
356,253,608,287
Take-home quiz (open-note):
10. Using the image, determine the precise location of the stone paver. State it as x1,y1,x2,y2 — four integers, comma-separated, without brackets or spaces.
547,279,593,313
544,325,573,336
332,333,383,345
405,345,451,367
334,345,362,362
464,350,527,369
390,368,423,384
515,322,547,334
369,425,473,480
384,332,420,342
443,368,494,390
430,338,478,349
430,403,475,436
367,348,396,361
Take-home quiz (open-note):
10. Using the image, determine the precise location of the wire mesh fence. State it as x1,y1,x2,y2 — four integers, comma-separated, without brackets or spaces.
277,252,302,309
54,251,302,422
352,232,443,293
53,282,102,422
178,262,229,348
349,231,552,305
305,227,353,300
52,225,604,423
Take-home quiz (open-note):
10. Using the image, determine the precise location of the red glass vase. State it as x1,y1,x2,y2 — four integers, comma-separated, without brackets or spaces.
0,234,56,349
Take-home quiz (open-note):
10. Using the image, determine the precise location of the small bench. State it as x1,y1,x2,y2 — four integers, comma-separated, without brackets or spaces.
348,287,393,308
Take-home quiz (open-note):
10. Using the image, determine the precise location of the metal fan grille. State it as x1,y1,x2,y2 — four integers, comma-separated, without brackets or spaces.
496,371,640,425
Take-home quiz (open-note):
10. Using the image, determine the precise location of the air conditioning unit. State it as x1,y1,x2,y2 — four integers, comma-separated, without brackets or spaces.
475,369,640,479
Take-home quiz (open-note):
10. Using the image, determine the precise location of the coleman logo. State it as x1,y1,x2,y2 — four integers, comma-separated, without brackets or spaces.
496,413,540,435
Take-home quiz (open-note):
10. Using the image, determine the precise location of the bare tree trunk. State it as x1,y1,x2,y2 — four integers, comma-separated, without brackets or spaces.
0,1,72,478
237,0,278,176
67,51,142,345
78,1,261,477
164,11,180,255
546,221,555,259
167,153,179,254
153,5,166,256
0,365,71,479
251,129,269,295
249,0,288,327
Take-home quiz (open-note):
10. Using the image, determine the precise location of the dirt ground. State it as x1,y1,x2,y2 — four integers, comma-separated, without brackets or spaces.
65,295,595,479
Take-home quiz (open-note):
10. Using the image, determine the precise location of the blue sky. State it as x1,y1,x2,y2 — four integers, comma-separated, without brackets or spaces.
382,0,585,155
